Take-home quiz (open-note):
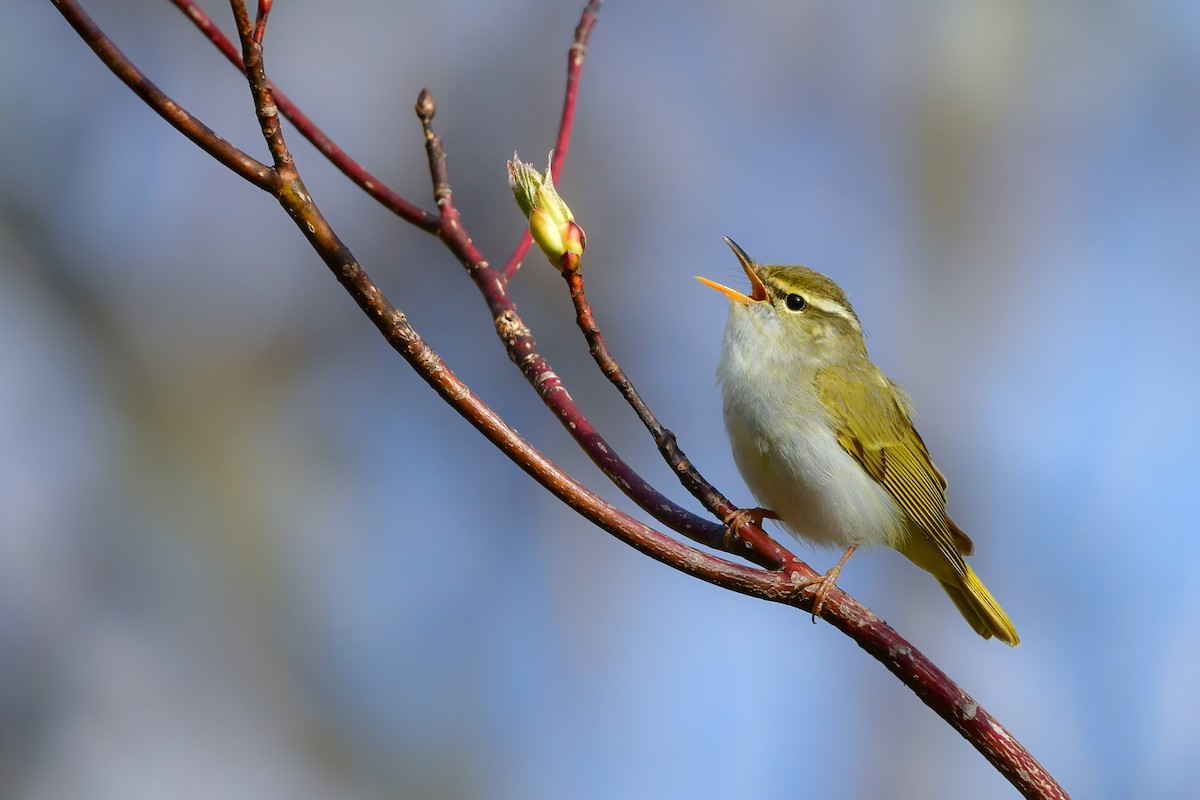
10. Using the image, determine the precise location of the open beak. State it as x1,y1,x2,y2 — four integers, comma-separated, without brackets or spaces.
695,237,769,305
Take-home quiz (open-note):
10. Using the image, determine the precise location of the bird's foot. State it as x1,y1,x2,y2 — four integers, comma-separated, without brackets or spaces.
721,506,778,547
794,545,857,623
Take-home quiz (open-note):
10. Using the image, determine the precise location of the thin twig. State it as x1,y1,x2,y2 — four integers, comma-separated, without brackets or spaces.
168,0,439,231
500,0,601,283
412,91,785,565
415,89,455,219
220,3,777,604
252,0,271,45
563,270,792,564
402,6,783,565
169,0,775,566
51,0,273,189
230,0,291,178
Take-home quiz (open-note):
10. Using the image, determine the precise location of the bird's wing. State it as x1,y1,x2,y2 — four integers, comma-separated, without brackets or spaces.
816,364,969,575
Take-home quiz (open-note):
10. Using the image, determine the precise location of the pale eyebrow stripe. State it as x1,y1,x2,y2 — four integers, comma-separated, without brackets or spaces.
805,295,861,330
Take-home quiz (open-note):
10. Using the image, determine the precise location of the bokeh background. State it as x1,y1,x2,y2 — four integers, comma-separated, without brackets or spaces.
4,2,1199,798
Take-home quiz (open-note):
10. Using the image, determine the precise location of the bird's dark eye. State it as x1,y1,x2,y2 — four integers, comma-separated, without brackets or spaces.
785,294,806,311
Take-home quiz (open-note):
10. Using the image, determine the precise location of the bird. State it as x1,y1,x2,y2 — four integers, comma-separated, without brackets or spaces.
697,237,1019,645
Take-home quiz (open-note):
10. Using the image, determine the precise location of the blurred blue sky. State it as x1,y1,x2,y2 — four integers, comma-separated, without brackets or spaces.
4,2,1200,798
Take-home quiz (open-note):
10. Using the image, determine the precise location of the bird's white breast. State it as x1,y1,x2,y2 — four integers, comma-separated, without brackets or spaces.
716,305,905,551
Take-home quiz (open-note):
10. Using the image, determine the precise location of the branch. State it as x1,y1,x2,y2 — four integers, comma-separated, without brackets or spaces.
230,0,290,178
50,2,1069,798
411,91,783,562
168,0,783,568
194,8,779,591
500,0,601,282
563,269,791,563
168,0,439,231
51,0,272,189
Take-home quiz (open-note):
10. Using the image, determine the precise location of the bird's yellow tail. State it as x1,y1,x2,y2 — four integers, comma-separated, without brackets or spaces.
939,567,1020,646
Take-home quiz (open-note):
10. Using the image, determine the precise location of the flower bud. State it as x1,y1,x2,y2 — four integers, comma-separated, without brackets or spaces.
528,207,564,259
507,153,585,271
559,220,585,273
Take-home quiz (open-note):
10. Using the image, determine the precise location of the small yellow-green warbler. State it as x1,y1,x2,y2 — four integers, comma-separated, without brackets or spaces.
698,238,1018,645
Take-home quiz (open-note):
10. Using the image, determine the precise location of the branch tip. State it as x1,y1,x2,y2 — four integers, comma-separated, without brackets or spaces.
253,0,272,45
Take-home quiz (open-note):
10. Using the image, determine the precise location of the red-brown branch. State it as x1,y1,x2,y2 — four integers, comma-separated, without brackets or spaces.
414,89,761,560
500,0,601,282
252,0,271,45
231,1,290,179
51,0,273,189
168,0,439,231
563,270,792,564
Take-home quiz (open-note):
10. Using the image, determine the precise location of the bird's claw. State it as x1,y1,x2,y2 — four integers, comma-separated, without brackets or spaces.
794,545,857,622
721,506,778,548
